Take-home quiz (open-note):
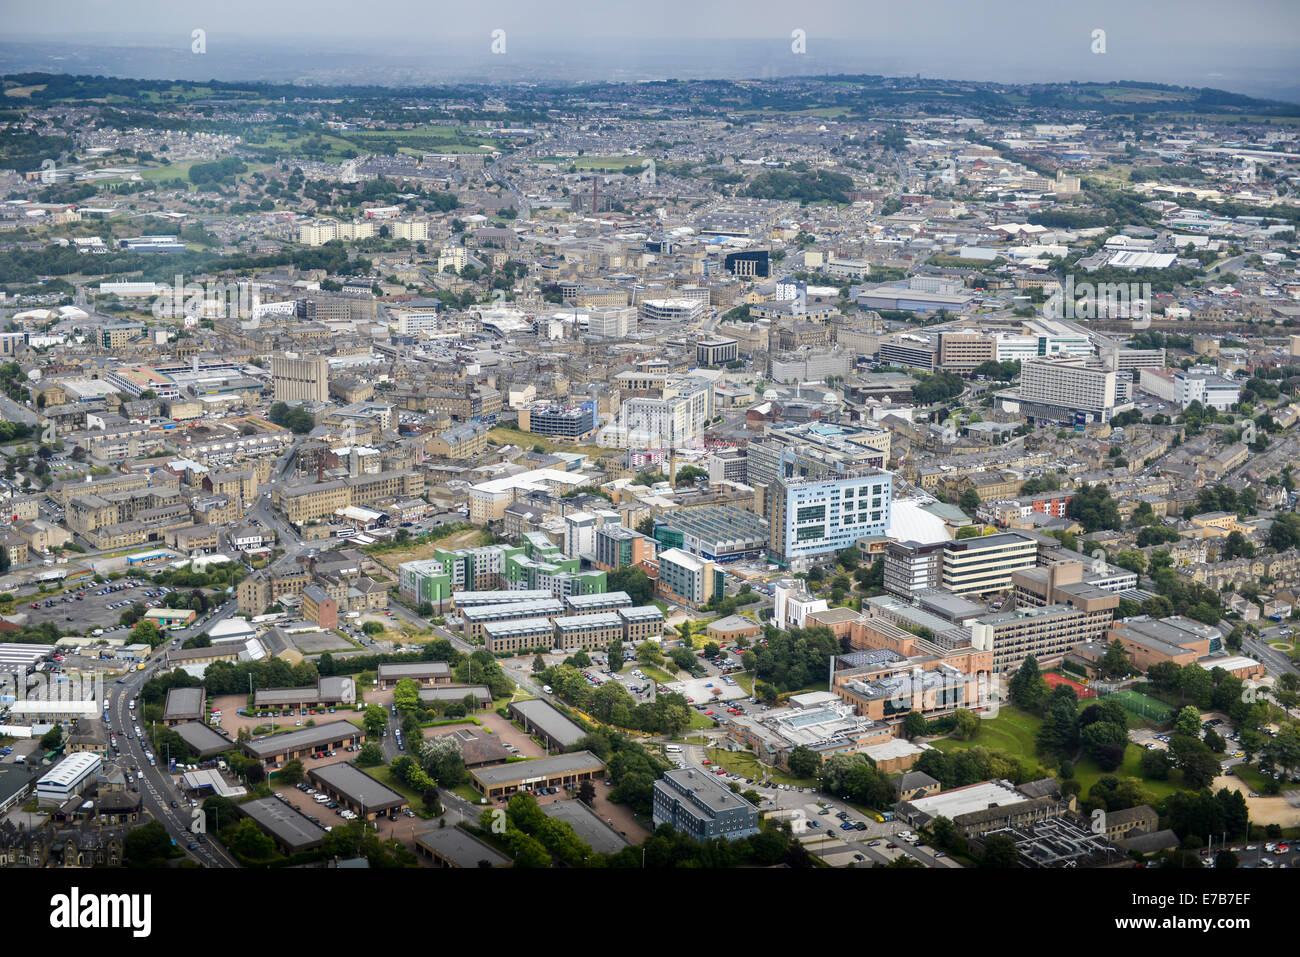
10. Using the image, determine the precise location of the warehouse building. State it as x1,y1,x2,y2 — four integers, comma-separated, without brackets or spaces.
307,762,407,820
238,796,328,853
376,661,452,688
543,799,629,854
173,721,234,758
252,675,357,711
470,751,606,800
241,721,362,767
163,687,206,726
508,698,587,752
35,753,102,808
418,685,493,710
414,826,511,867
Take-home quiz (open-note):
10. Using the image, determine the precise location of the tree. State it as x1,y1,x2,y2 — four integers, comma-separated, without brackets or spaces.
1139,748,1171,780
959,488,981,514
532,654,547,673
903,710,929,739
788,746,822,778
123,820,178,867
577,780,596,807
1081,721,1127,770
953,708,980,741
39,724,64,750
1174,705,1202,740
393,677,421,712
419,735,469,787
636,641,664,667
1100,639,1132,679
279,759,305,786
363,703,387,738
1008,656,1050,712
1181,749,1221,790
1215,850,1239,869
1037,696,1080,754
980,833,1020,867
225,818,276,860
357,742,384,767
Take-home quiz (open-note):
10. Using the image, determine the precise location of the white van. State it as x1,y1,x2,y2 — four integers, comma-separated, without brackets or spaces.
665,745,681,754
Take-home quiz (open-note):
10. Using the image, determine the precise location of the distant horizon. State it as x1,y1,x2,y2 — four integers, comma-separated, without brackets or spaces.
1,25,1297,104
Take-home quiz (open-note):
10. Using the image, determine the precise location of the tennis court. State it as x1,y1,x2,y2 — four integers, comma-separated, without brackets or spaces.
1104,689,1173,723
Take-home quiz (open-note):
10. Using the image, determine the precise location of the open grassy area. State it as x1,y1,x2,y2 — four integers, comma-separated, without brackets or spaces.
639,664,675,685
1233,763,1276,794
364,765,433,814
451,783,485,805
704,747,814,788
1072,744,1184,802
138,162,196,182
687,710,717,731
931,706,1042,760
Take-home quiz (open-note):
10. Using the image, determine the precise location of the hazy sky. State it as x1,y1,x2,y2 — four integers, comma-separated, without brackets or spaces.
3,0,1299,98
4,0,1296,47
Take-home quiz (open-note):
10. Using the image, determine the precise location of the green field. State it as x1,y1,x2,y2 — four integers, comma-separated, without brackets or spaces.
1072,744,1184,802
1105,690,1174,723
139,162,196,182
931,706,1043,760
704,747,813,788
1232,763,1276,794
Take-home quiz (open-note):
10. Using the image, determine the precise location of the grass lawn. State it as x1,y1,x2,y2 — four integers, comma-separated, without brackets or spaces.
364,765,433,814
931,706,1043,760
1072,744,1184,802
451,783,486,806
639,664,675,684
1233,763,1275,794
705,747,814,788
688,710,718,731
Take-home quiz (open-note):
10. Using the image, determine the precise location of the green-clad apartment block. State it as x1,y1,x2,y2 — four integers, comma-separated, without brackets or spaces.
397,535,606,609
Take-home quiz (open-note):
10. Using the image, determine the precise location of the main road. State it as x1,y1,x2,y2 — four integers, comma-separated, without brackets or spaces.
106,653,237,867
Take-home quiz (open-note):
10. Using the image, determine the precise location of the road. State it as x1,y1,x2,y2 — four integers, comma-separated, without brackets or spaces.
106,657,237,868
1245,632,1299,681
488,157,530,220
0,393,38,427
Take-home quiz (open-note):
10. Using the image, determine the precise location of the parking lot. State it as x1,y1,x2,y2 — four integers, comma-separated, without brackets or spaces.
474,709,550,757
667,675,746,704
15,577,163,631
209,692,363,746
